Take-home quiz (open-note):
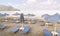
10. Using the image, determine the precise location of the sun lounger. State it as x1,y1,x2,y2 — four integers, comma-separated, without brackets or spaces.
15,21,20,23
11,26,21,33
31,20,36,24
22,26,30,33
48,24,53,26
47,22,53,26
43,29,51,36
40,22,45,26
24,21,28,24
51,31,58,36
0,25,7,29
1,20,5,22
56,30,60,36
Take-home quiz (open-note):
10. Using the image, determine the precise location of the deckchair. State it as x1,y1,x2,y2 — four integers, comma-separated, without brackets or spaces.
0,25,7,29
40,22,45,26
22,26,30,33
31,20,36,24
43,29,51,36
46,22,53,26
48,23,53,26
56,30,60,36
11,26,21,33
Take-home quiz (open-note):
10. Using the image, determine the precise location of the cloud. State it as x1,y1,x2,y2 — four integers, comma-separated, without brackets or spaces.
27,0,37,4
3,0,60,11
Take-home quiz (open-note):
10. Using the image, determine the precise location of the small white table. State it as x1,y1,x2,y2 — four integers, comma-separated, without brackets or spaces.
16,21,20,22
19,27,24,31
51,31,58,36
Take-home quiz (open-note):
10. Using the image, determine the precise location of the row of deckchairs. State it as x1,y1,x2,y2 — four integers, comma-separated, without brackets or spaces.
43,29,51,36
0,25,30,33
40,22,53,26
22,26,30,33
11,26,30,33
0,25,60,36
11,26,21,33
23,20,36,24
0,25,7,29
40,22,44,26
31,20,36,24
56,30,60,36
11,26,60,36
43,29,60,36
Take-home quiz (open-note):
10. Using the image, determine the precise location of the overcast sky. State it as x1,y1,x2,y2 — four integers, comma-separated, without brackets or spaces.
0,0,60,17
0,0,60,10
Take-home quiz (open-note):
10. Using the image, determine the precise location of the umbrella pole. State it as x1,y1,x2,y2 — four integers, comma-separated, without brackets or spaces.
27,16,30,25
22,20,24,28
46,22,48,29
21,22,24,30
22,22,23,28
54,23,56,31
28,16,30,25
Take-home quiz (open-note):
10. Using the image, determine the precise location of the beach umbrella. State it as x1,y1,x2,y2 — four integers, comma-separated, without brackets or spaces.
25,13,35,17
0,13,9,17
3,13,9,16
12,12,20,16
0,13,5,16
0,13,3,16
25,13,35,19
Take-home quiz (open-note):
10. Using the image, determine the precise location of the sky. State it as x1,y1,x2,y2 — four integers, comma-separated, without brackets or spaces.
0,0,60,10
0,0,60,17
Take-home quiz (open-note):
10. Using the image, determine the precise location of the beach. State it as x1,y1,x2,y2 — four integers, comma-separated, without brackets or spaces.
0,17,60,36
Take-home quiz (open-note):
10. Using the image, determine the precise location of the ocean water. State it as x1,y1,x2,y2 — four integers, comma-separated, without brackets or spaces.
0,10,60,18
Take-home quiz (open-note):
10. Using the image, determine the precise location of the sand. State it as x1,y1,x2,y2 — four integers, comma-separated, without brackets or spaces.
0,17,60,36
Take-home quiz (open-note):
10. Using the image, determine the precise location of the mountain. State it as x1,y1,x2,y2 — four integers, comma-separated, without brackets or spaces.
41,13,60,22
0,5,20,11
42,14,51,20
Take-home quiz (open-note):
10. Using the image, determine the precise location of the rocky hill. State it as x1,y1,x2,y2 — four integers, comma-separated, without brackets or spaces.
0,5,20,11
42,13,60,22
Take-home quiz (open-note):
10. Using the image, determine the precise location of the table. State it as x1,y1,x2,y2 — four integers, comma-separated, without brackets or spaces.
51,31,58,36
19,27,24,31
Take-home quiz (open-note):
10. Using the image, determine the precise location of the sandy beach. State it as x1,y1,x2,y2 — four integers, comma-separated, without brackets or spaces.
0,17,60,36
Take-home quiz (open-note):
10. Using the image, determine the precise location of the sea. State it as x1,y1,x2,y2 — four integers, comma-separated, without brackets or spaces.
0,10,60,18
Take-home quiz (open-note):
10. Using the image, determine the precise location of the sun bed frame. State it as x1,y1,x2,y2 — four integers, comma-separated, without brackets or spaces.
0,25,7,29
11,26,21,33
43,29,51,36
56,30,60,36
22,26,30,33
40,22,45,26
